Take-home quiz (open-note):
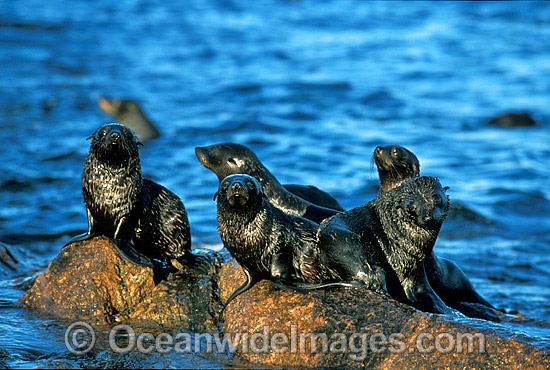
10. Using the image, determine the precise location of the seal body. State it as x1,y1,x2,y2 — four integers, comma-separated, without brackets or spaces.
320,176,452,314
98,98,161,142
196,143,341,223
283,184,344,211
65,123,199,282
373,145,496,318
215,174,386,310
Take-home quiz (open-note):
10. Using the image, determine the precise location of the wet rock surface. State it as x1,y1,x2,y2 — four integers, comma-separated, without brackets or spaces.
0,242,18,277
219,259,549,369
18,239,549,369
19,238,220,331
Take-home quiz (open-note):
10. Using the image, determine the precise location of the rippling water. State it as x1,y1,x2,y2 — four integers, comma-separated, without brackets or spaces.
1,1,549,367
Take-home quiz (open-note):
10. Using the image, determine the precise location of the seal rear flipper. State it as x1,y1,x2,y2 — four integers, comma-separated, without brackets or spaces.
270,279,366,294
221,267,256,313
112,238,154,268
449,301,502,322
175,252,212,275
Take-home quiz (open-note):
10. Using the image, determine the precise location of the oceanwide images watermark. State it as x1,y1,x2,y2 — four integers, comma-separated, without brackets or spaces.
65,322,486,360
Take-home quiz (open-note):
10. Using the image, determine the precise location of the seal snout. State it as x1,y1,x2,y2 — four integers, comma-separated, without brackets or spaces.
108,128,122,141
195,146,217,169
226,179,250,206
373,146,392,169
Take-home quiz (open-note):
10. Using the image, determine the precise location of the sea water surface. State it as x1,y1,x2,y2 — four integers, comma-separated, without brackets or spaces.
0,1,549,367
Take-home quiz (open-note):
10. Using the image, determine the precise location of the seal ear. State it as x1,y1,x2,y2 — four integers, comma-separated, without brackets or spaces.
213,191,219,201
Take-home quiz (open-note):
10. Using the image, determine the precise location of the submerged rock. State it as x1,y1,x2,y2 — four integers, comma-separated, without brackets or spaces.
219,259,549,369
487,112,537,127
19,238,220,331
0,242,18,274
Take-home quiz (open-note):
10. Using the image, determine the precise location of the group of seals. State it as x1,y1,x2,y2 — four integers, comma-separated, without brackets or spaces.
66,126,495,318
374,145,497,318
208,142,496,317
64,123,206,283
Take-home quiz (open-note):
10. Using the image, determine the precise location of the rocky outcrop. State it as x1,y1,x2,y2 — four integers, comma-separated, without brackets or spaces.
19,238,549,368
19,237,220,331
219,259,549,369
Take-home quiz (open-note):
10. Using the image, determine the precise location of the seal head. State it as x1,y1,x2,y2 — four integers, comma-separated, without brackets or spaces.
197,143,340,223
374,145,419,193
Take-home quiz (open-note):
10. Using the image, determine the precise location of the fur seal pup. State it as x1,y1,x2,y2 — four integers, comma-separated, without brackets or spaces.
373,145,497,318
215,174,386,311
196,143,342,223
320,176,453,314
64,123,205,283
98,98,161,142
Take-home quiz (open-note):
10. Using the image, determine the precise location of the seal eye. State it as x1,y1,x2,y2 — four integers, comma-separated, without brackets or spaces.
406,200,416,215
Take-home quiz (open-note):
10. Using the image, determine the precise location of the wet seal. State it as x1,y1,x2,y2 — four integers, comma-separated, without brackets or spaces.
320,176,453,314
214,174,386,311
196,142,342,223
373,145,498,319
98,98,160,142
64,123,207,283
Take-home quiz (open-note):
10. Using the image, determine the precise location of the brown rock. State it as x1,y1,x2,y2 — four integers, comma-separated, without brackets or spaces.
19,237,219,331
220,258,549,369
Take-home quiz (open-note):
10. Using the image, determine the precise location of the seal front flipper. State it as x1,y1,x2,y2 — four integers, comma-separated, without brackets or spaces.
63,208,98,248
402,274,453,315
221,267,257,313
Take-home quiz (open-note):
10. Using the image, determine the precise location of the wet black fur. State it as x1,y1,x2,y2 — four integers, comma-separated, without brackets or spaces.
373,145,497,319
215,174,386,311
320,176,452,314
64,123,201,282
196,143,342,223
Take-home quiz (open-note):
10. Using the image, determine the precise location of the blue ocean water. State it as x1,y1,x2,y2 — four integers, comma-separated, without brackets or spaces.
0,0,549,367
